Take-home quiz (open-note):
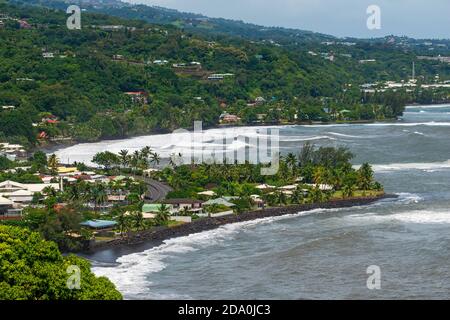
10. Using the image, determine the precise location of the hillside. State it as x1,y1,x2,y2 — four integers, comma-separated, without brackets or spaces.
1,0,450,149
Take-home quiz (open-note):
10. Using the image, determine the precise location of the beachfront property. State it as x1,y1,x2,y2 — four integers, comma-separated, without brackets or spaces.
141,203,193,222
162,198,204,214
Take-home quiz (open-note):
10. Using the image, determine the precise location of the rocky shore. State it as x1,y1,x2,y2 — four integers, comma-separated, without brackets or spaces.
85,194,396,254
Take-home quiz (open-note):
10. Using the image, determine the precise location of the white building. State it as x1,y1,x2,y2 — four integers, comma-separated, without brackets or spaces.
0,180,60,204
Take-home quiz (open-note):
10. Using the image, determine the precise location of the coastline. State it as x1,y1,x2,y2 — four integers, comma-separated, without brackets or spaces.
39,101,450,155
39,118,399,156
81,194,397,262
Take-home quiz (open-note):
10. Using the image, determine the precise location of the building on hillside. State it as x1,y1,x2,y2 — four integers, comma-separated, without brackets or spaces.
18,19,31,29
0,180,60,205
0,196,20,220
153,59,168,65
219,113,241,124
124,91,149,104
207,73,234,81
42,52,55,58
0,143,27,161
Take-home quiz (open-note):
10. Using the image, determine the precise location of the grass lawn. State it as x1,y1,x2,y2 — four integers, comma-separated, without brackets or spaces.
332,190,384,200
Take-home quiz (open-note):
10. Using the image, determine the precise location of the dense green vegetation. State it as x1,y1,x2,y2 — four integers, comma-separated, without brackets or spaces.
0,225,122,299
155,143,383,212
3,1,449,147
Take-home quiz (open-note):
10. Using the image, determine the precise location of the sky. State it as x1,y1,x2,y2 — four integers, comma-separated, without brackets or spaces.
123,0,450,39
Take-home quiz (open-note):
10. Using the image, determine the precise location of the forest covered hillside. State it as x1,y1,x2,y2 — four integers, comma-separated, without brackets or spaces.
1,0,450,148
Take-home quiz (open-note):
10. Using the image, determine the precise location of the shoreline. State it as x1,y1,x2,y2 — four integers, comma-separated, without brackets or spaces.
39,118,402,156
80,194,397,262
39,101,450,155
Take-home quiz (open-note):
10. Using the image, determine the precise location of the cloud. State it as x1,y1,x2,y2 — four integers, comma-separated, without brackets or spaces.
124,0,450,39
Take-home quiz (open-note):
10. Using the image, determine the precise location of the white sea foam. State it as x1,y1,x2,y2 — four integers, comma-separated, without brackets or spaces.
280,135,336,142
92,207,347,298
350,209,450,225
405,104,450,109
369,160,450,172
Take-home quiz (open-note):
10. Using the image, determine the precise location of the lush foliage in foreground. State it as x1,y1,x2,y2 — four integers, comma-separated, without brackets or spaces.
0,225,122,300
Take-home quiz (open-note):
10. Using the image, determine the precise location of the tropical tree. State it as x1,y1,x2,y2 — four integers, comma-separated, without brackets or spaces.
118,149,130,169
156,204,171,225
0,225,122,300
342,184,355,198
357,163,374,191
48,154,59,176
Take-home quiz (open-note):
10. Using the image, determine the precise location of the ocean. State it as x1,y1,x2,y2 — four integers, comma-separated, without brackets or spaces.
59,104,450,299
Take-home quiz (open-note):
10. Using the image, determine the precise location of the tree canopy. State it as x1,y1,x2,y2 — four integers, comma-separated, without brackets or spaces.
0,225,122,300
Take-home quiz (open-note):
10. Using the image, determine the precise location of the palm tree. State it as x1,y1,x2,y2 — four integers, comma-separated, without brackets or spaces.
116,211,129,238
313,166,326,185
205,203,220,217
342,184,355,199
132,211,145,231
42,186,58,198
91,184,108,212
156,204,171,225
118,150,129,169
285,152,298,176
150,152,161,168
357,163,374,191
180,206,191,217
141,146,152,157
309,187,324,203
48,154,59,176
291,189,304,204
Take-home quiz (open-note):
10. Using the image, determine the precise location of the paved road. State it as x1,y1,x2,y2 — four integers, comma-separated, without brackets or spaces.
141,177,173,203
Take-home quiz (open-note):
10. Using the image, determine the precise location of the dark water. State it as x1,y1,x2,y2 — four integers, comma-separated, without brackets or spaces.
85,105,450,299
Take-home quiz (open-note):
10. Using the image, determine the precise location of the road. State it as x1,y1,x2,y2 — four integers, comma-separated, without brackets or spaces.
140,177,173,203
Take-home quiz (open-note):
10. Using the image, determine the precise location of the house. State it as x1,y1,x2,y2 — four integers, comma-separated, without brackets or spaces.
255,96,266,105
0,143,27,160
153,59,168,65
0,180,60,204
250,195,265,208
220,114,241,124
42,52,55,58
124,91,148,104
80,220,117,231
0,196,17,220
208,73,234,81
1,105,15,110
203,197,236,208
197,190,217,197
141,203,176,218
162,199,203,214
18,19,31,29
255,184,276,190
359,59,376,64
41,114,58,124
